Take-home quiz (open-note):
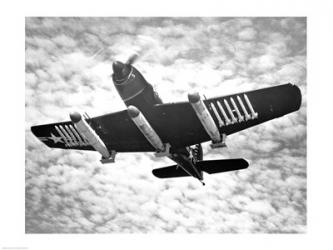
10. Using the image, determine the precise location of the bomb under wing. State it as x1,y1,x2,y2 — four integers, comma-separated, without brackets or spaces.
188,92,223,146
70,112,112,162
127,105,168,155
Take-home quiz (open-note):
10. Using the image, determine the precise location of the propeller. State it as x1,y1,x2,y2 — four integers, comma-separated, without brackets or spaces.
112,53,140,81
90,47,140,66
125,53,139,65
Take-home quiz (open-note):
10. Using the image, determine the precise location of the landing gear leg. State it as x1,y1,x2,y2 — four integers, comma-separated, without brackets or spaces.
199,180,205,186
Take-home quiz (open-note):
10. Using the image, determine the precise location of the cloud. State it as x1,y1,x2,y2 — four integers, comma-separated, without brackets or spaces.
238,27,257,40
25,17,306,233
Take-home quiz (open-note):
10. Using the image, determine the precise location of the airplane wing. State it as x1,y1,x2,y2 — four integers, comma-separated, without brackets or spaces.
148,83,302,148
31,110,155,152
31,83,301,153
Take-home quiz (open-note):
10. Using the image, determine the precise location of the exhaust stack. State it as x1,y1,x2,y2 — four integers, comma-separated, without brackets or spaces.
70,112,115,163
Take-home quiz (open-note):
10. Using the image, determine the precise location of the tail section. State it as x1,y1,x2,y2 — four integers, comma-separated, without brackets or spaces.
152,165,190,178
197,158,249,174
152,158,248,179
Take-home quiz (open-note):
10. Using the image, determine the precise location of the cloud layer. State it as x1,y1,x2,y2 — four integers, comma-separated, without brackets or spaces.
25,17,306,233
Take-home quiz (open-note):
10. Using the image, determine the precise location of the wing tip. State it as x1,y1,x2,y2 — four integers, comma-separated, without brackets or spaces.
30,125,39,137
287,83,302,111
293,84,302,111
239,158,249,168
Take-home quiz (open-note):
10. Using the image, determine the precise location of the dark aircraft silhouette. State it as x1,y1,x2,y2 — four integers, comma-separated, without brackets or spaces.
31,55,302,185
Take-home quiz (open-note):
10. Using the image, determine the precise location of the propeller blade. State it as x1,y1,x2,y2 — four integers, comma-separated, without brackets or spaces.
126,53,139,65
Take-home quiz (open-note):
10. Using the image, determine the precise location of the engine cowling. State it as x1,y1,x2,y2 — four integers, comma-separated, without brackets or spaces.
112,62,147,102
112,61,162,113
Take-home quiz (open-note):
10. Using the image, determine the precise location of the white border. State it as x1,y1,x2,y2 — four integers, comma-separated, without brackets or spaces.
1,0,333,249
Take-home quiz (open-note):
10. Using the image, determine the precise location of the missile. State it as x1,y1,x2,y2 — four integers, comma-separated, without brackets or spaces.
188,93,221,143
244,94,258,119
230,97,244,122
127,106,165,152
224,99,237,124
237,96,251,121
217,100,231,125
69,112,111,159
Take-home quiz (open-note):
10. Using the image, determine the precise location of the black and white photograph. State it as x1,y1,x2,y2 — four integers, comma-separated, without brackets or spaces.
25,17,306,233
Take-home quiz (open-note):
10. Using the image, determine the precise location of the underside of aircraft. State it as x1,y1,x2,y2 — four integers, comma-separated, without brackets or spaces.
31,55,302,185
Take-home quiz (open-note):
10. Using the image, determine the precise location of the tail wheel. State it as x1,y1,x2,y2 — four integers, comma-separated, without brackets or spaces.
192,144,203,161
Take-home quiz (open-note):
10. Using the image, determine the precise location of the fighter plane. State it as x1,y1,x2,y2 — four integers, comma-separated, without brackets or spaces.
31,55,302,185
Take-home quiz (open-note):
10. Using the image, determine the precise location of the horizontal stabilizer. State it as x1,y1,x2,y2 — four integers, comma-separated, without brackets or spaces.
152,158,248,179
152,165,190,178
198,158,249,174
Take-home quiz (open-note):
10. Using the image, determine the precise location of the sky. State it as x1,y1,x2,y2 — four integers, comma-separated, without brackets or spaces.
25,17,306,233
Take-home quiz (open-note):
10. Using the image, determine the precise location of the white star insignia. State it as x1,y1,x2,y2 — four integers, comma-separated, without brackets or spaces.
48,133,63,144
